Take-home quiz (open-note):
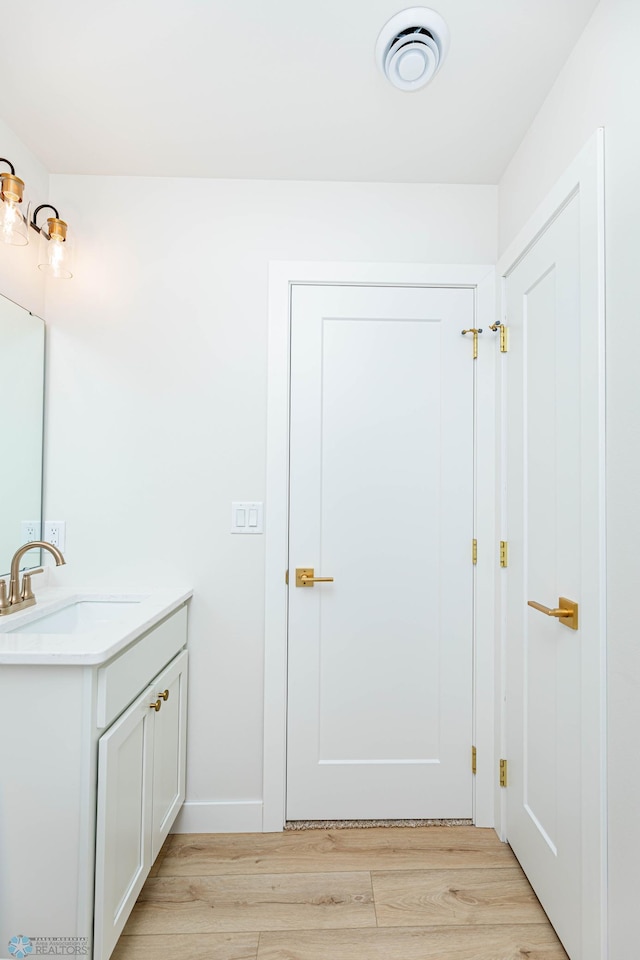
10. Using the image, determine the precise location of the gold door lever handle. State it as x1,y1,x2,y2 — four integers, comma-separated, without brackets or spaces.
296,567,334,588
528,597,578,630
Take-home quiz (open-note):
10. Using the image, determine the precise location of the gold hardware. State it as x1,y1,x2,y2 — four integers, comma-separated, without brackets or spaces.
0,580,8,613
461,327,483,360
149,699,162,712
296,567,335,588
285,569,289,586
489,322,508,352
472,746,477,775
500,758,508,788
0,172,24,204
528,597,579,631
20,568,43,602
158,689,169,701
500,541,508,568
472,539,477,565
0,542,66,616
46,217,68,242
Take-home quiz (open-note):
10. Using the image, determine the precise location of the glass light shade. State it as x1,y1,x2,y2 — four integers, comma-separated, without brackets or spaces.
0,174,29,246
37,218,73,279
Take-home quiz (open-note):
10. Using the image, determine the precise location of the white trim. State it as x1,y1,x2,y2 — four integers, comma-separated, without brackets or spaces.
264,261,496,833
172,801,263,834
497,129,607,957
473,268,497,827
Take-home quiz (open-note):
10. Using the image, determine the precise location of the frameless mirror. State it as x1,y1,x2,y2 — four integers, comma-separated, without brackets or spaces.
0,295,45,576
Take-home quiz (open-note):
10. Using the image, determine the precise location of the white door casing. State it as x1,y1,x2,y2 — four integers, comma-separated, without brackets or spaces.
498,130,606,959
264,263,496,832
287,283,474,819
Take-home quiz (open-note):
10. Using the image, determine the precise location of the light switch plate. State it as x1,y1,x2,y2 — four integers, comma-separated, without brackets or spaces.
231,502,264,534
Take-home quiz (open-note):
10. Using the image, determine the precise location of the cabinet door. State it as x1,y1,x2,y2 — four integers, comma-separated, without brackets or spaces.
151,649,188,860
94,684,155,960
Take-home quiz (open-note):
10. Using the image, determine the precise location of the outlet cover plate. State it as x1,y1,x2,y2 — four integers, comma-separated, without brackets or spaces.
21,521,41,542
44,520,66,551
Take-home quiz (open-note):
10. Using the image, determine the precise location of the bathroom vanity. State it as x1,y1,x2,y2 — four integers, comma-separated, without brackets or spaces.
0,588,191,960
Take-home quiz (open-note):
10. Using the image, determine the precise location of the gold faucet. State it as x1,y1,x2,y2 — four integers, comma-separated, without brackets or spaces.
0,541,66,616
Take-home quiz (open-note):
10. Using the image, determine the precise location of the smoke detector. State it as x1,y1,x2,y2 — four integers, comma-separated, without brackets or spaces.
375,7,450,92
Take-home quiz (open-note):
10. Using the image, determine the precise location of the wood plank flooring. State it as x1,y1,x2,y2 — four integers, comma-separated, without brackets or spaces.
113,827,568,960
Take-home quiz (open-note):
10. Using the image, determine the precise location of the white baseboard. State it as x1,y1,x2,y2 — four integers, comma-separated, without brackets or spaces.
172,800,264,834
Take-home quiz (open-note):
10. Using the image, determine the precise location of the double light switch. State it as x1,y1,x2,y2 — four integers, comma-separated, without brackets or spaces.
231,502,264,534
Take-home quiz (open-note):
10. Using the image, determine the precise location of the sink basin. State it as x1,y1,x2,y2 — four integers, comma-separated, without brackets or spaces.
9,599,143,635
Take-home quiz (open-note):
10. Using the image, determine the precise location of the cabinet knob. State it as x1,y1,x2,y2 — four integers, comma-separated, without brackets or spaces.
158,689,169,701
149,699,162,712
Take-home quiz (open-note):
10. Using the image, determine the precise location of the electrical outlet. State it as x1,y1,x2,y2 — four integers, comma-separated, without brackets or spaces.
20,521,41,542
44,521,66,551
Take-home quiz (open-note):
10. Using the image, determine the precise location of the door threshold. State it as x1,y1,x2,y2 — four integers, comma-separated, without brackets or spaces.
285,818,474,830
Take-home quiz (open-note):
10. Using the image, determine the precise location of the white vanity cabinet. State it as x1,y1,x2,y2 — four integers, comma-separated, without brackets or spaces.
0,591,190,960
94,649,188,960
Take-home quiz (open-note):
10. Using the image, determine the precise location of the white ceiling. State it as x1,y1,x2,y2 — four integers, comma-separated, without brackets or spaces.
2,0,598,183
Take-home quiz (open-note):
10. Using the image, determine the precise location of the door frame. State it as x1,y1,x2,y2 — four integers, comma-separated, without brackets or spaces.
263,261,496,831
496,129,607,955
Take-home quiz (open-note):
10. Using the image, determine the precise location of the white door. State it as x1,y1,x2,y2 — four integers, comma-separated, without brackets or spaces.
287,283,476,820
504,181,604,958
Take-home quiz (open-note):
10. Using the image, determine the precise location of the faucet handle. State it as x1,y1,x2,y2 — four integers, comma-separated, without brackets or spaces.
21,568,44,602
0,580,8,613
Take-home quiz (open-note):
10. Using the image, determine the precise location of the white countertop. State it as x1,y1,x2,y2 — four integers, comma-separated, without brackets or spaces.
0,587,192,665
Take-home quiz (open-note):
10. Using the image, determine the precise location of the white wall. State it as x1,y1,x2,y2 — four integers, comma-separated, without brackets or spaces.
0,116,49,316
43,175,497,829
498,1,640,954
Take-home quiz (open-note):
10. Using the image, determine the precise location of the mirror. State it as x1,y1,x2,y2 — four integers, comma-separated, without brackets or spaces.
0,295,45,576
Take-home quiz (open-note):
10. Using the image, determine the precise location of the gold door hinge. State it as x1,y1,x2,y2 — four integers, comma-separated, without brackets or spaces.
500,541,508,568
461,327,483,360
499,758,508,788
472,746,477,775
285,569,289,585
472,539,478,565
489,321,509,352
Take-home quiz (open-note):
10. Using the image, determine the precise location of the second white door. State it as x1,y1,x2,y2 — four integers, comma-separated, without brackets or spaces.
503,150,605,960
287,283,476,819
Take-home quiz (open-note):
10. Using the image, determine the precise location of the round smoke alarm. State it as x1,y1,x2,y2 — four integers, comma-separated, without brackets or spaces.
376,7,450,92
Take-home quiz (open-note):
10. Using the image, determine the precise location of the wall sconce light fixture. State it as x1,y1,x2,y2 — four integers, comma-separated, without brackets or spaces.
0,157,73,278
0,158,29,246
32,204,73,280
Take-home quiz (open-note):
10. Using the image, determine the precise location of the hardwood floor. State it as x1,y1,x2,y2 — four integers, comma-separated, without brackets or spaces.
113,827,568,960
